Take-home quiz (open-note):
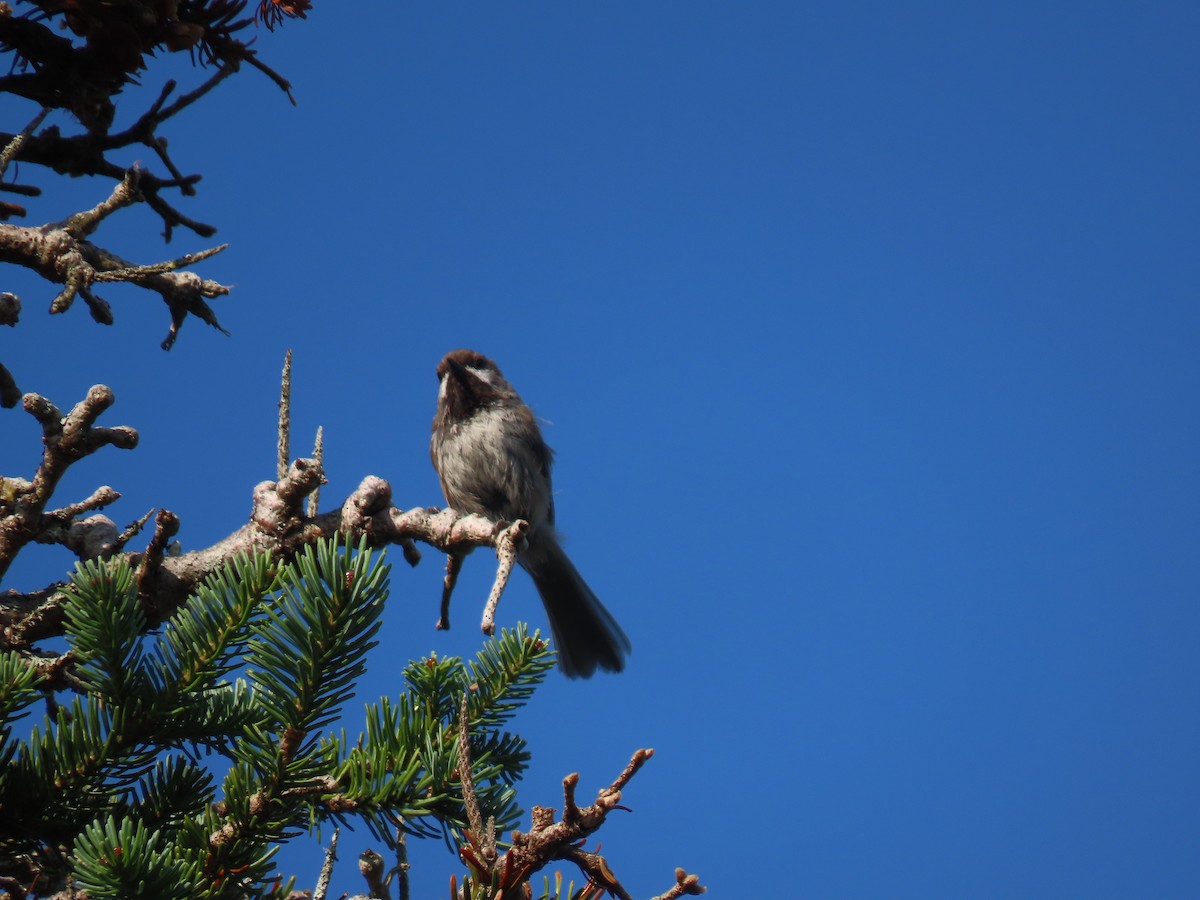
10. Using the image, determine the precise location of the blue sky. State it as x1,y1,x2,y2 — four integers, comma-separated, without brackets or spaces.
3,2,1199,896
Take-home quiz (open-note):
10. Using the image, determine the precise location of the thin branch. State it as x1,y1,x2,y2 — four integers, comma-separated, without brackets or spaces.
58,167,143,239
278,349,292,480
0,386,137,583
648,870,708,900
77,285,113,324
0,118,218,239
393,830,410,900
453,748,701,899
92,243,229,281
0,26,277,236
0,171,232,344
115,509,155,551
457,692,489,853
0,106,50,182
1,466,530,652
134,509,181,617
42,485,121,523
242,52,296,103
154,64,240,124
560,846,630,900
313,827,339,900
307,426,324,518
605,747,656,799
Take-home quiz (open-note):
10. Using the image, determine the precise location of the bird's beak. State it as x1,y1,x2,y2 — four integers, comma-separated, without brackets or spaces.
444,357,467,381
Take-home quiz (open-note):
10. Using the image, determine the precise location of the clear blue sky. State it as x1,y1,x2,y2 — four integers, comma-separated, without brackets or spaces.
3,2,1198,897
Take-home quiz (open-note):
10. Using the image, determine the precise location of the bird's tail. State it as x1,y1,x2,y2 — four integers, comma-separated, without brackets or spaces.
520,533,630,678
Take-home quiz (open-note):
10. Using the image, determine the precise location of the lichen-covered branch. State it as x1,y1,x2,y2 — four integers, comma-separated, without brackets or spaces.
0,385,137,584
2,476,521,654
0,381,525,664
454,747,707,899
0,106,50,220
0,168,231,350
0,4,305,382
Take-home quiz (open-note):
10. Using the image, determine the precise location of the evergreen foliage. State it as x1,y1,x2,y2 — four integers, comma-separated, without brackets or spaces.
0,537,555,898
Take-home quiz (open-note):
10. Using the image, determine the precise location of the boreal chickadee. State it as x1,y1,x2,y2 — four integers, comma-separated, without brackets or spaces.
431,349,630,678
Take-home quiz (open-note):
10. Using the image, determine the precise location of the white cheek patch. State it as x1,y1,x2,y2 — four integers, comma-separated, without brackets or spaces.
468,366,495,385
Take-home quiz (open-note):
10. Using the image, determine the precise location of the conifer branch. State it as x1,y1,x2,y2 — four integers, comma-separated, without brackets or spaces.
1,387,527,660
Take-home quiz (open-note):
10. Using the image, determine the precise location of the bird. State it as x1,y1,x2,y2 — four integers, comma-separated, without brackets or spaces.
430,348,630,678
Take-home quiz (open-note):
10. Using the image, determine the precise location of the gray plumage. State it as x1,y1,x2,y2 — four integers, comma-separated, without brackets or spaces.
431,349,630,678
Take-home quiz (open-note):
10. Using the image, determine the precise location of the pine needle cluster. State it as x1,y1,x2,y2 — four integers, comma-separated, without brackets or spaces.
0,537,554,898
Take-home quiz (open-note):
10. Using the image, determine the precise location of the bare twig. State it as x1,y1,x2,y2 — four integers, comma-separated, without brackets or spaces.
278,349,292,480
41,485,120,527
313,827,339,900
560,846,629,900
92,243,228,281
115,509,155,551
308,426,324,518
605,747,655,798
457,692,494,861
394,830,410,900
242,52,295,102
77,285,113,324
58,167,142,239
143,190,218,242
0,35,273,237
0,171,231,345
0,106,50,182
154,64,240,124
134,509,181,616
648,869,708,900
449,748,700,899
0,386,137,583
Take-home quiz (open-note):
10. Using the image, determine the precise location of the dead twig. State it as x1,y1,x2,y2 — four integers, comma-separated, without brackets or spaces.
0,385,137,584
0,170,231,347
